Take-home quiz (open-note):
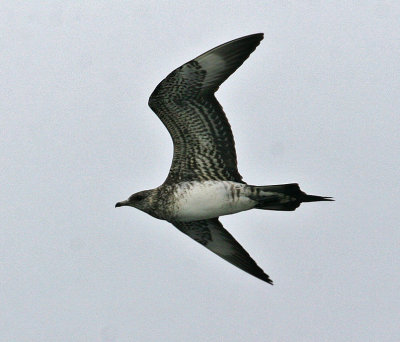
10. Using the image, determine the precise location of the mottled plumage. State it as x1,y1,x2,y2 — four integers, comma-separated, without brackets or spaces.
116,33,332,285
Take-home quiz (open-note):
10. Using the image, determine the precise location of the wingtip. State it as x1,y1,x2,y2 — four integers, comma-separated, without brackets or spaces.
255,32,264,40
257,272,273,285
245,32,264,39
238,32,264,44
266,278,274,286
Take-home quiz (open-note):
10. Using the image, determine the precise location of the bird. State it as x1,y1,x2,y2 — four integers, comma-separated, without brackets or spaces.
115,33,332,285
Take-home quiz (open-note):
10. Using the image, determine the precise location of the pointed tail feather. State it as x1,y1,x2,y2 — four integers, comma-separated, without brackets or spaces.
302,194,334,202
250,183,333,211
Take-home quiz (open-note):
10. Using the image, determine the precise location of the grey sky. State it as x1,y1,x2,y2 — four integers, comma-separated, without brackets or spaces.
1,2,399,341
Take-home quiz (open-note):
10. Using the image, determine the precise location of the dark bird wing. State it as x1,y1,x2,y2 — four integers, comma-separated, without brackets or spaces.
148,34,264,184
172,218,272,284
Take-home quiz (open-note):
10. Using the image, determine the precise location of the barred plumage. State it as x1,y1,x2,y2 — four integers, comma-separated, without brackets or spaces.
115,34,332,285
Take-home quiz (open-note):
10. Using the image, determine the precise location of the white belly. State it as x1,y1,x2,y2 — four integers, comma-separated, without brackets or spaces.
172,181,256,222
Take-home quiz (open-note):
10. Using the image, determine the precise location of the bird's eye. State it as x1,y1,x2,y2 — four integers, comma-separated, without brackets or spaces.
132,194,145,201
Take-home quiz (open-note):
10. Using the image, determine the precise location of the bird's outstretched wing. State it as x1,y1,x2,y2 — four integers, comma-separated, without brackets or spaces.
172,218,272,284
148,34,264,184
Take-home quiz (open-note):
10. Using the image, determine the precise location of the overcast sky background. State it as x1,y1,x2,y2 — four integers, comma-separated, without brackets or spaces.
1,2,399,341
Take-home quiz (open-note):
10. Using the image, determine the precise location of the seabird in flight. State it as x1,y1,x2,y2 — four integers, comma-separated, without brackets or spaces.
115,33,332,284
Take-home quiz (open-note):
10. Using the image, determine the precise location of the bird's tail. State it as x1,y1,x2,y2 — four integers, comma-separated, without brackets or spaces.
249,183,333,211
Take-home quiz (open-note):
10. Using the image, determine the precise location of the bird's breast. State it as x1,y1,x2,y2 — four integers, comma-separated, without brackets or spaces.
171,181,256,222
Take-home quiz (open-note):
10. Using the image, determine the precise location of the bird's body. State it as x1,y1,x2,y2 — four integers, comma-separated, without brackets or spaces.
116,33,332,284
171,181,255,222
127,181,258,222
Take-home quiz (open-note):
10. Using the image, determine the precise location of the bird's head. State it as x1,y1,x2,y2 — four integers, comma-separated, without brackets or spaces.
115,190,153,212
